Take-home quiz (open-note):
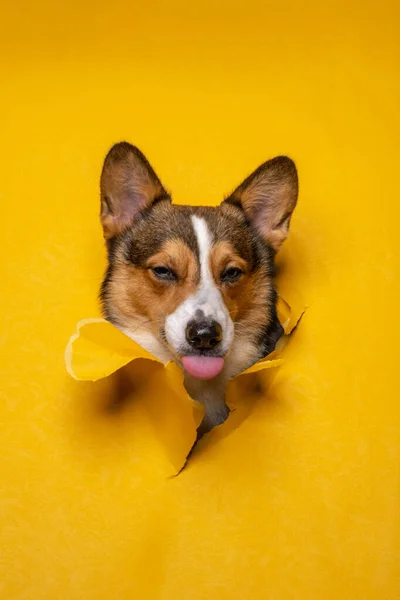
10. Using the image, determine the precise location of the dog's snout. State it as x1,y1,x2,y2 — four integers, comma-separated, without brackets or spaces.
186,320,223,350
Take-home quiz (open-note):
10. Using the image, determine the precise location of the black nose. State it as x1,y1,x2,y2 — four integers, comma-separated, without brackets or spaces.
186,320,223,350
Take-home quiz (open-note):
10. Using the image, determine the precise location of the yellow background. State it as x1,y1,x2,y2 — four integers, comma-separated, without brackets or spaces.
1,0,399,598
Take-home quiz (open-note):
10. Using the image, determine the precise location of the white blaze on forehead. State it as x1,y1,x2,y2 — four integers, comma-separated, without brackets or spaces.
164,215,234,355
192,215,221,317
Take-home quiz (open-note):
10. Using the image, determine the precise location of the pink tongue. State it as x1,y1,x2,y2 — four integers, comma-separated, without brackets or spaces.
182,356,225,380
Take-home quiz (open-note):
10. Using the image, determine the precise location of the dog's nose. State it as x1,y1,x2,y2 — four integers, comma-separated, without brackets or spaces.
185,320,223,350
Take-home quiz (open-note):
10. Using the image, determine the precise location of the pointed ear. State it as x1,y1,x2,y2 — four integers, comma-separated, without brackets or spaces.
223,156,298,251
100,142,170,239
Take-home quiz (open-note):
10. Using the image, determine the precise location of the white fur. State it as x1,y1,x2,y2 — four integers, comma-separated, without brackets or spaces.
164,216,234,355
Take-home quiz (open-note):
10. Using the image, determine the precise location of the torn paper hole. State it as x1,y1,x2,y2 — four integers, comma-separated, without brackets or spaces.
65,293,305,473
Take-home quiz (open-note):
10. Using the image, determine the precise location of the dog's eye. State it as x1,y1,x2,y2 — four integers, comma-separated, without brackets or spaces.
151,266,177,281
221,267,243,283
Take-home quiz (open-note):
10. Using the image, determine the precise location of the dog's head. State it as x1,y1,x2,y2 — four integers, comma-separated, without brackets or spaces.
100,142,298,380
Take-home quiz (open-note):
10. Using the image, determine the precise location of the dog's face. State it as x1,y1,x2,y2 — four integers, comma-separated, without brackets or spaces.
100,143,298,380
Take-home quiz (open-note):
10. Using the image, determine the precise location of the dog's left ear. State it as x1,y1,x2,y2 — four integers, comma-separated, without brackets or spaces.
223,156,298,251
100,142,170,239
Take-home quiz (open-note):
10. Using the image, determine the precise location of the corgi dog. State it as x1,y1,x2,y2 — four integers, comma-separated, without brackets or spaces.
100,142,298,437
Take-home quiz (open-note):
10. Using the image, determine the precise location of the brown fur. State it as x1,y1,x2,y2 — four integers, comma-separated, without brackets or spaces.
210,241,250,322
105,239,200,337
104,230,273,348
100,143,170,239
226,156,298,251
99,142,298,441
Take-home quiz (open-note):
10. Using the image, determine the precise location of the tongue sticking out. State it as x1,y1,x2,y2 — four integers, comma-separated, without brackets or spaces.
182,356,224,380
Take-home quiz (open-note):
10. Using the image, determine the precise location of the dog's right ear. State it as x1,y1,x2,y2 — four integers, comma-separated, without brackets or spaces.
100,142,170,239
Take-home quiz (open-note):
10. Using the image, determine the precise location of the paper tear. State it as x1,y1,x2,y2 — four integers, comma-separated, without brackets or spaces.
177,307,306,471
64,318,160,381
65,293,305,473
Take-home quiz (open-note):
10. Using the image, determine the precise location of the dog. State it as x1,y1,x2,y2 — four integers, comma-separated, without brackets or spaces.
99,142,298,439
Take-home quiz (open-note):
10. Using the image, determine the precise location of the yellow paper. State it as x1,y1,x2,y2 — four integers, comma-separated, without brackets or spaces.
65,318,161,381
1,1,399,598
64,307,295,470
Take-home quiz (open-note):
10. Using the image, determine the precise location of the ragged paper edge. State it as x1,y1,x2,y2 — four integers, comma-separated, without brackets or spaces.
66,320,284,382
65,318,107,379
65,294,305,383
241,358,284,376
65,317,161,381
65,302,305,473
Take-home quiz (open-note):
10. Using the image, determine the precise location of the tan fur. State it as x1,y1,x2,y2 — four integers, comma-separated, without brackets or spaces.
147,239,198,283
210,240,273,334
235,268,273,336
108,240,199,336
210,241,250,322
107,235,274,354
